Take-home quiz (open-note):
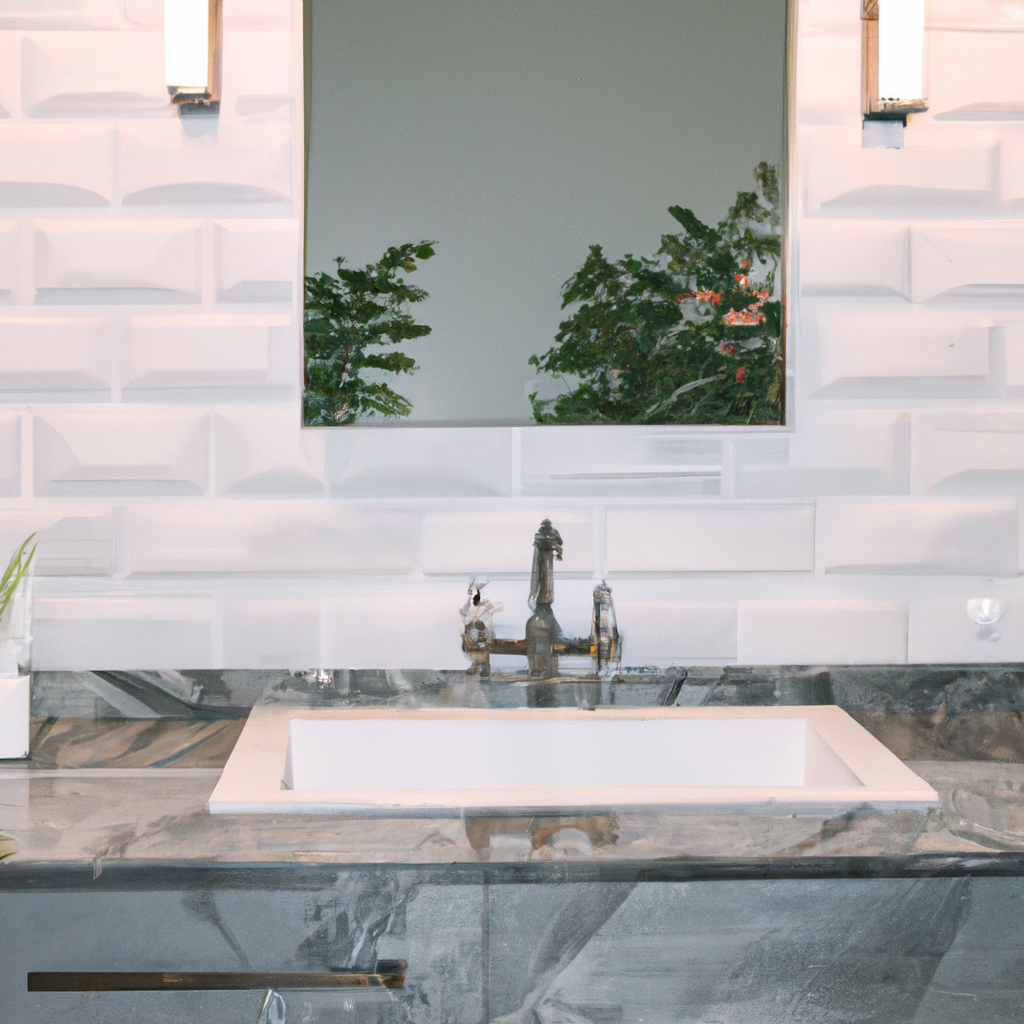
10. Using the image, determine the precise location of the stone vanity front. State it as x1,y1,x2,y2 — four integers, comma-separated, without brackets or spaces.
3,667,1024,1022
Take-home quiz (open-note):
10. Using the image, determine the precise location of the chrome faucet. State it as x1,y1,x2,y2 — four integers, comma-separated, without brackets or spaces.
524,518,563,678
461,519,620,679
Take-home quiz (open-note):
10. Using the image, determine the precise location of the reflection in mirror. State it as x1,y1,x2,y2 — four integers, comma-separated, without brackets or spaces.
304,0,789,427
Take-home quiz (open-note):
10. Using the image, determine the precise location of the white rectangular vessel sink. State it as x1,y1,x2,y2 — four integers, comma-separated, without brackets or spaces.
210,705,938,816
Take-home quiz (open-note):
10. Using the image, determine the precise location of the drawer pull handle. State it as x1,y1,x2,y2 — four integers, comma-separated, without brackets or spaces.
28,960,407,992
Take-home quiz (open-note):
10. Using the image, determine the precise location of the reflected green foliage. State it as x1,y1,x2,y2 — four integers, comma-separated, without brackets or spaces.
304,242,436,425
530,163,782,425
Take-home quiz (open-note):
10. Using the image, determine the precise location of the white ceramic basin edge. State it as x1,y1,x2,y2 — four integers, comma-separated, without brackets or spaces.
209,705,939,816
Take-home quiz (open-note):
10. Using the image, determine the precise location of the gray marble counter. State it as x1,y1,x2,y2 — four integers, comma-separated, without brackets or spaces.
7,668,1024,880
2,759,1024,878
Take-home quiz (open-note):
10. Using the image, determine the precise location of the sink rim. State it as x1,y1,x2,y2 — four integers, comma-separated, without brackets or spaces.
209,705,940,816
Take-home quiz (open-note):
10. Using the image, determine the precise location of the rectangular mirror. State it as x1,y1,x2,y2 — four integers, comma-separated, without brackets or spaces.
304,0,790,427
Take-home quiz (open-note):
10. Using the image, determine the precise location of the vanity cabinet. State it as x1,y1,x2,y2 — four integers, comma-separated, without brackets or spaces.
1,866,1020,1023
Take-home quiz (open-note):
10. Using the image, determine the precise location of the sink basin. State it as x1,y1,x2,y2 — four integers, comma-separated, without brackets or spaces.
211,704,937,815
209,705,938,816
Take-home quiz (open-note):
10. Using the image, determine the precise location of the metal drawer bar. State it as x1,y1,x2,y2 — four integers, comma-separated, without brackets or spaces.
28,960,407,992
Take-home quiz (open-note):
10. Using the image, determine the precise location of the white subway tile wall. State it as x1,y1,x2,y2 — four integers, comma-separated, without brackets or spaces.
0,0,1022,668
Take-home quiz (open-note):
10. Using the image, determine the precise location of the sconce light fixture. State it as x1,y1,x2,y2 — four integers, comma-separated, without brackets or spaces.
164,0,221,108
862,0,927,123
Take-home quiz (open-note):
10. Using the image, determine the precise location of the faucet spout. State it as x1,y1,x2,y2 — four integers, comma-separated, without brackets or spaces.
527,519,563,610
526,519,564,678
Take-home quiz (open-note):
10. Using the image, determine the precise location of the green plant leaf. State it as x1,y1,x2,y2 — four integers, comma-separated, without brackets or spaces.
0,533,36,625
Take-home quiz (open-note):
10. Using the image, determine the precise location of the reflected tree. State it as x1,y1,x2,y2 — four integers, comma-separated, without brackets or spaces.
303,242,437,425
530,163,782,425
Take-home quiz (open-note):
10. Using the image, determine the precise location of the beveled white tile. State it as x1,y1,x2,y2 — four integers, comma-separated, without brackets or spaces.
0,123,113,206
0,221,19,300
0,316,112,393
520,427,723,498
329,427,513,499
323,581,467,669
818,315,989,384
221,31,292,109
613,598,736,660
818,498,1019,576
909,597,1024,663
800,222,910,298
0,36,18,118
0,508,113,575
606,504,815,573
214,220,296,303
911,412,1024,495
0,2,136,31
125,314,288,389
126,501,418,574
223,598,320,668
911,225,1024,303
804,138,993,213
1002,323,1024,386
222,0,293,32
736,410,910,497
737,600,908,665
33,597,214,671
0,0,1021,677
34,408,210,496
120,122,291,205
35,220,201,302
930,0,1024,30
1000,132,1024,203
0,413,20,497
927,30,1024,117
422,507,593,574
213,408,324,496
21,33,168,117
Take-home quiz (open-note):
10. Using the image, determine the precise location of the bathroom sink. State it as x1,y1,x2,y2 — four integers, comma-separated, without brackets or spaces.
209,705,938,815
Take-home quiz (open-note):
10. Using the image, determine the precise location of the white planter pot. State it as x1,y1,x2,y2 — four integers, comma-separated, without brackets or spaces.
0,571,32,759
0,674,29,759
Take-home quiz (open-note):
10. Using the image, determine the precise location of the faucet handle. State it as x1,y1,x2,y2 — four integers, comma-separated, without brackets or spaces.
591,580,620,670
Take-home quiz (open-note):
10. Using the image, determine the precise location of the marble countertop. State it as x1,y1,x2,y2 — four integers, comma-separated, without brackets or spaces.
6,673,1024,885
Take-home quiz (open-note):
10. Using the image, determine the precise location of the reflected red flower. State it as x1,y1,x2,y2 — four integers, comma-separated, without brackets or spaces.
723,309,765,326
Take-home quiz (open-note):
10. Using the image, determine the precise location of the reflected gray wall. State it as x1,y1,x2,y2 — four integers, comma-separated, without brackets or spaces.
306,0,786,425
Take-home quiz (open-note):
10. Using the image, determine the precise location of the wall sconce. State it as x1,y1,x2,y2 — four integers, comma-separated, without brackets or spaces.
862,0,927,123
164,0,221,108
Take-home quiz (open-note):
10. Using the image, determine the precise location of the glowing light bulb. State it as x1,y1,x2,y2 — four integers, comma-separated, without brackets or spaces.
877,0,925,106
164,0,218,105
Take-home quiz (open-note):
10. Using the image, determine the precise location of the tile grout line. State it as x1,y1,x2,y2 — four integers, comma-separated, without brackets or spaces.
19,408,32,499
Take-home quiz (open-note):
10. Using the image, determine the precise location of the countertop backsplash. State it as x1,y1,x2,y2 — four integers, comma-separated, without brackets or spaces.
27,663,1024,766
